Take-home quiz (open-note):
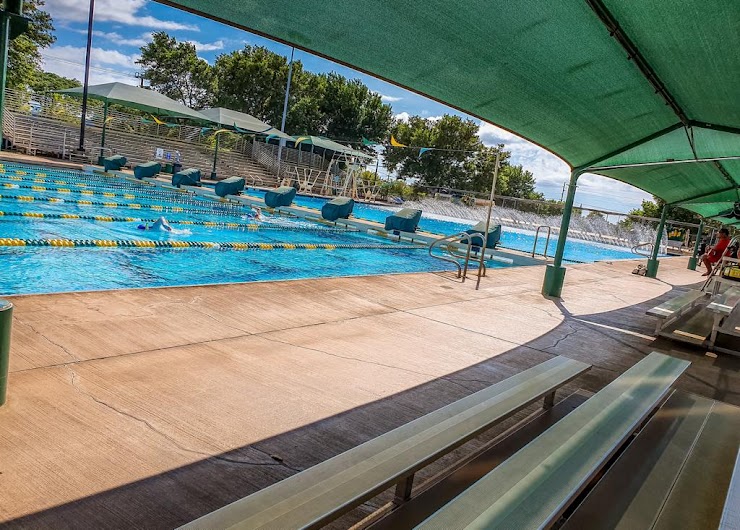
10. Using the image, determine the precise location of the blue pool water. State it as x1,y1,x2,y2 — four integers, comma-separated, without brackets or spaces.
0,163,478,295
0,162,638,296
285,194,638,263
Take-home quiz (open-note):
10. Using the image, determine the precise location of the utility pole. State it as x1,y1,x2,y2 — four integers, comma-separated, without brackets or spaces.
276,47,294,179
560,181,567,202
77,0,95,153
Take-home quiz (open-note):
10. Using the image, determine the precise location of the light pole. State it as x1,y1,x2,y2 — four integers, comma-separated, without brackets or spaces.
77,0,95,153
476,150,501,290
276,47,294,179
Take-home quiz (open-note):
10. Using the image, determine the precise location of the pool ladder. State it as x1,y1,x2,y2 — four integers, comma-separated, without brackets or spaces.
532,225,553,260
429,232,487,282
631,241,654,257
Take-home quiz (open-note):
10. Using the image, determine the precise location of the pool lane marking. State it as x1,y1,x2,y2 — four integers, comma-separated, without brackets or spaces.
0,238,425,251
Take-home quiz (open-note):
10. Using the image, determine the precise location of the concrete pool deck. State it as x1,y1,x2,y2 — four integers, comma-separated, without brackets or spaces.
0,257,739,528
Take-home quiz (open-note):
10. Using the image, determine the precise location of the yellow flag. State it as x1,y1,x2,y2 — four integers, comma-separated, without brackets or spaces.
390,135,407,147
151,115,166,125
294,136,310,146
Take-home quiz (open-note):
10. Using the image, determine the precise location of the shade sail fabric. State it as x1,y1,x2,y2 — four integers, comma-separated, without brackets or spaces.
198,107,292,139
56,82,209,122
158,0,740,218
294,135,373,159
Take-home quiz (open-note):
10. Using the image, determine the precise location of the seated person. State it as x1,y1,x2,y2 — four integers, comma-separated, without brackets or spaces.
701,228,731,276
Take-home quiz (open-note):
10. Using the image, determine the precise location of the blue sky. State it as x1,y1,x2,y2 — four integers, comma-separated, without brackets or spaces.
41,0,652,213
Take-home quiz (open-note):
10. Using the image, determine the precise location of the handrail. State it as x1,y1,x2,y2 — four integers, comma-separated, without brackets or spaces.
429,232,487,282
532,225,553,260
632,241,653,257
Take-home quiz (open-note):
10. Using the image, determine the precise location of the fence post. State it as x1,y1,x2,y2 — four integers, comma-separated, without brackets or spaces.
0,299,13,407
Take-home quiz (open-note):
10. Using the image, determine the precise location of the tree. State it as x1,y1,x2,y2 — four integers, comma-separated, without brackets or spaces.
137,32,215,109
29,71,80,92
384,115,486,190
498,164,539,199
7,0,55,90
213,45,294,124
317,73,391,142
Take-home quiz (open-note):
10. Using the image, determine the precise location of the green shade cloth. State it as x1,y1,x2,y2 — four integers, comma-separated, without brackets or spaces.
198,107,292,139
56,82,209,121
159,0,740,218
293,136,372,159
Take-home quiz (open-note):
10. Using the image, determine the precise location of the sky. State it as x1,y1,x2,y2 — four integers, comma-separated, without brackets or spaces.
40,0,652,213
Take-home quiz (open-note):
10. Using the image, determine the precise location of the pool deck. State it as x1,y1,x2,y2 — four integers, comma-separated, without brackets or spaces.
1,256,738,528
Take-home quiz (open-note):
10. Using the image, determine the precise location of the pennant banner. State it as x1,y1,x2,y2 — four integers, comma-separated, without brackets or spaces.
294,136,310,147
265,134,280,143
151,115,166,125
362,137,378,147
200,127,212,135
418,147,433,158
390,135,407,147
140,118,153,125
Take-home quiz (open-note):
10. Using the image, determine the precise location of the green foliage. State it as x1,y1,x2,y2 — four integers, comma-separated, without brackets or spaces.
28,71,80,92
497,164,540,199
7,0,56,90
622,197,702,228
384,115,485,190
137,32,215,109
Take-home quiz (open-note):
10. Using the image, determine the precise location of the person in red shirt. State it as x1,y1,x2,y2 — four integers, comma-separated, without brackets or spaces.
701,228,731,276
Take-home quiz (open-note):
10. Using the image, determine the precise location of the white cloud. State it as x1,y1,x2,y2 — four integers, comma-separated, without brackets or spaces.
41,46,139,85
477,121,651,211
74,30,153,48
44,0,198,31
381,94,402,103
186,39,225,52
394,112,410,122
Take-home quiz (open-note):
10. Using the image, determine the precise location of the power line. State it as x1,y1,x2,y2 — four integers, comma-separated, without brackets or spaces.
43,54,138,78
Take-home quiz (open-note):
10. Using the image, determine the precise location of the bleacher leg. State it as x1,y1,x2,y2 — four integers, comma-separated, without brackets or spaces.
543,391,556,410
393,474,414,506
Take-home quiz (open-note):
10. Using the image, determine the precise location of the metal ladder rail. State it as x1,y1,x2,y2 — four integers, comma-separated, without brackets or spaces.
446,234,487,279
631,241,654,257
429,232,486,282
532,225,553,260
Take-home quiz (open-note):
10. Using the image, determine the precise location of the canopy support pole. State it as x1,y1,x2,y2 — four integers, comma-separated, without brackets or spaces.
646,204,669,278
542,170,580,297
0,10,10,153
78,0,95,153
211,133,220,179
475,151,501,290
688,219,704,270
98,100,108,164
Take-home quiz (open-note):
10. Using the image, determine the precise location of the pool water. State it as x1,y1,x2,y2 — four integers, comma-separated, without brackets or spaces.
285,194,639,263
0,163,478,295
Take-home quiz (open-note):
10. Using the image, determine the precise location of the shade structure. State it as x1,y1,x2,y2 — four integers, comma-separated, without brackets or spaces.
293,135,372,160
56,82,209,122
157,0,740,218
199,107,291,139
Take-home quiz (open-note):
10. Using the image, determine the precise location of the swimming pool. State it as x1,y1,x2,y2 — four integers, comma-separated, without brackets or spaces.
0,162,484,295
285,194,639,263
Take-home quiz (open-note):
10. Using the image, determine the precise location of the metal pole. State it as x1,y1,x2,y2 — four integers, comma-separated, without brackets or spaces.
211,132,220,179
98,100,107,164
0,299,13,406
688,219,704,270
78,0,95,152
0,12,10,153
276,47,294,179
475,151,501,290
646,204,669,278
542,170,580,297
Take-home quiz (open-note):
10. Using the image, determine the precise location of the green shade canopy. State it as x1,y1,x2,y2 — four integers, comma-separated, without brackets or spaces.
56,82,209,122
199,107,292,139
294,135,372,159
158,0,740,218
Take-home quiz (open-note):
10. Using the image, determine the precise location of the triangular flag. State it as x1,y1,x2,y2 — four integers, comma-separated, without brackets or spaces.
390,135,407,147
418,147,433,158
362,137,378,147
104,116,114,124
141,118,154,124
294,136,311,147
265,134,280,143
200,127,212,135
151,115,166,125
214,128,231,135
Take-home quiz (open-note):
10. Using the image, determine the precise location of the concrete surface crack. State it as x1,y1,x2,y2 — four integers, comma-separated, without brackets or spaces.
19,319,80,363
258,334,438,380
63,365,301,472
545,325,580,351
